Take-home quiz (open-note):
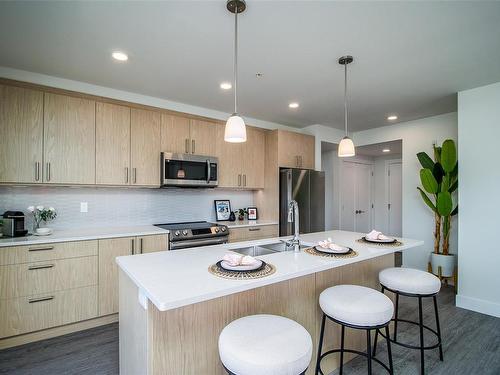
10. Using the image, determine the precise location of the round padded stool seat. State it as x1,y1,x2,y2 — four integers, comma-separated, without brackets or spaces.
218,314,312,375
379,267,441,295
319,285,393,327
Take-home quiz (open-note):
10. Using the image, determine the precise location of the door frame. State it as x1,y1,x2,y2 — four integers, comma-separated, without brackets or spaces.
340,159,375,231
385,159,402,236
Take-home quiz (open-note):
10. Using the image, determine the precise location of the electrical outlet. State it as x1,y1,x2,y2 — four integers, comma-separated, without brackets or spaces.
80,202,88,213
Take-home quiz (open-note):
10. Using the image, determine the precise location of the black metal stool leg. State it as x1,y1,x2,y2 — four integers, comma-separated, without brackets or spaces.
393,292,399,341
385,325,394,375
366,329,373,374
315,314,326,375
418,296,425,375
433,295,444,361
372,286,385,357
339,324,345,375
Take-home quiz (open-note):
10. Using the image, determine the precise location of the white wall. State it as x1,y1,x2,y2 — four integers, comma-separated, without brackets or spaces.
321,149,339,230
373,155,402,234
456,81,500,317
303,124,346,171
353,112,458,270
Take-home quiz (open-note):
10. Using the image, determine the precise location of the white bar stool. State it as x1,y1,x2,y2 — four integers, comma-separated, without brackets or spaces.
373,267,443,375
219,314,313,375
315,285,394,375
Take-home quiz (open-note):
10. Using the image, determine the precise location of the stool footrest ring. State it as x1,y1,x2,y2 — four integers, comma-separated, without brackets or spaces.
318,348,392,375
378,318,442,350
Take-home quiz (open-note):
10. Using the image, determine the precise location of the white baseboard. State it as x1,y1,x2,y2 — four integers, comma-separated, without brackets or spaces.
456,294,500,318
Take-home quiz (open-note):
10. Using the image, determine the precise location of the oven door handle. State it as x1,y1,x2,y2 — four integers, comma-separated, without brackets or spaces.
206,159,211,184
170,237,228,250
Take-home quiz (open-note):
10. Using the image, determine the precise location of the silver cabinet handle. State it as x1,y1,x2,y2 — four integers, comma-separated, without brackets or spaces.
131,238,135,255
140,238,143,254
29,295,54,303
243,174,246,187
249,228,261,232
29,246,54,252
34,162,40,181
185,138,189,154
192,139,195,154
238,174,241,186
46,162,51,181
28,264,54,270
206,159,211,183
133,168,137,184
125,167,129,183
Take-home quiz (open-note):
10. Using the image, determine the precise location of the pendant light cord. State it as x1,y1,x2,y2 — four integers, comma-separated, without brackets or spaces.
233,9,238,115
344,61,348,136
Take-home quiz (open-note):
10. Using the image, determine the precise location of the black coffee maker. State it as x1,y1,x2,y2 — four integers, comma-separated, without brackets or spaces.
2,211,28,237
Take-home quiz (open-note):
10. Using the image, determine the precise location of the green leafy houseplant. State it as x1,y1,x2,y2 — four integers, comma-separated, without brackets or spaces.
417,139,458,256
234,208,248,221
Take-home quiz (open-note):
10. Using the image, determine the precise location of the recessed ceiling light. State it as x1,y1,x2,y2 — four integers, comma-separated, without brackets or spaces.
220,82,232,90
289,102,299,109
255,73,264,78
387,115,398,121
112,51,128,61
382,149,391,153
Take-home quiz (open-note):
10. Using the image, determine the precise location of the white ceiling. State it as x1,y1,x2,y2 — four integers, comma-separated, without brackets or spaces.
356,140,402,157
1,1,500,131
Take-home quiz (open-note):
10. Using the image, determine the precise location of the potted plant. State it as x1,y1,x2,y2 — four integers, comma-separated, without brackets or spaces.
417,139,458,277
27,206,57,233
234,208,248,221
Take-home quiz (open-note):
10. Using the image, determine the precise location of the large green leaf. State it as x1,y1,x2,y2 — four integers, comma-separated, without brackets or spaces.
420,168,438,194
434,146,442,163
432,163,444,184
417,152,434,170
441,139,457,173
417,187,437,213
441,174,449,192
449,180,458,193
437,192,453,216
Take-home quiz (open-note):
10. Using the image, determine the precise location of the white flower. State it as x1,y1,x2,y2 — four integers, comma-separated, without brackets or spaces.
27,206,35,212
36,205,44,211
49,207,55,212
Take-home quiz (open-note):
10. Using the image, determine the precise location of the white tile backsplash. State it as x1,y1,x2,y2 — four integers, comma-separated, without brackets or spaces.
0,186,254,230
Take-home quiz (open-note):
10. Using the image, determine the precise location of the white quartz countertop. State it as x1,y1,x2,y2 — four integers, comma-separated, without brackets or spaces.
116,230,423,312
0,225,169,247
222,220,279,229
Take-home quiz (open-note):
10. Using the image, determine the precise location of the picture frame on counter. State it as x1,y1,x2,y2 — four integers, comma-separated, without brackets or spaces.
247,207,258,220
214,200,232,221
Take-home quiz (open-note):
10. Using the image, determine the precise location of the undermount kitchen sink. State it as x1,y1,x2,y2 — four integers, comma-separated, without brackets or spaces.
230,241,310,256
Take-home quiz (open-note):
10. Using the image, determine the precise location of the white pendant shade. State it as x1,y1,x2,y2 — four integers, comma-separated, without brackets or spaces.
224,115,247,143
338,136,355,157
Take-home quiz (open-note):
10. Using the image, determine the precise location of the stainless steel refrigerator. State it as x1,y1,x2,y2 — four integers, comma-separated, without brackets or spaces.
279,168,325,236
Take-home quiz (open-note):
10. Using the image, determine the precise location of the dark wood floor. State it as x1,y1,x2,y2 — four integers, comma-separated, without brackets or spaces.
0,286,499,375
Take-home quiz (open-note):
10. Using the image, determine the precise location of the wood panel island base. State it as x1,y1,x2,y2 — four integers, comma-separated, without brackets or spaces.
117,231,423,375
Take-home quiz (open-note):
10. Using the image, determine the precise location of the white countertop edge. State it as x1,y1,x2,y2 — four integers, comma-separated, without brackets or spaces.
117,234,423,312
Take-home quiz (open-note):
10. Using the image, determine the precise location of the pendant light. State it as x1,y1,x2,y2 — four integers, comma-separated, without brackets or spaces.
224,0,247,143
338,55,355,157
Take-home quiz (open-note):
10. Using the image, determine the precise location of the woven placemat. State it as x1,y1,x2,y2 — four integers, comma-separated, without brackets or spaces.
356,238,403,247
304,247,358,259
208,262,276,280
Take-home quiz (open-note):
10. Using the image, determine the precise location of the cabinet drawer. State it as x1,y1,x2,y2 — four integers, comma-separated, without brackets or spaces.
0,285,98,338
0,240,98,266
0,256,98,299
246,225,279,241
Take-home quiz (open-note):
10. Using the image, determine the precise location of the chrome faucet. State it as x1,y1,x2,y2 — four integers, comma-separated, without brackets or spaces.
286,200,300,251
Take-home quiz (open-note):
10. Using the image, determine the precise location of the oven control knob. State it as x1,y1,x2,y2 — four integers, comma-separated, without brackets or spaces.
214,228,219,233
221,227,226,232
182,230,188,236
174,230,180,236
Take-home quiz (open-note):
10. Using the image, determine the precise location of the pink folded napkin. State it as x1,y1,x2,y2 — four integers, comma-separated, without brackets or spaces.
318,238,345,251
222,253,259,267
366,230,391,241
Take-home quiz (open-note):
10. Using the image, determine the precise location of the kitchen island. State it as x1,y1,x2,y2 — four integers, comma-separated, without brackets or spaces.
117,230,423,375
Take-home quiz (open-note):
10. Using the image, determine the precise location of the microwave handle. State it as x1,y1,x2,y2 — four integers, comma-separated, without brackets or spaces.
206,159,211,183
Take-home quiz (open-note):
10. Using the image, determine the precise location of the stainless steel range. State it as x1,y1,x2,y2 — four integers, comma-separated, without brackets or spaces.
154,221,229,250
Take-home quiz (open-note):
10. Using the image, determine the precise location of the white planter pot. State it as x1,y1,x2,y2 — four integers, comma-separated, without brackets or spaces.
430,253,455,277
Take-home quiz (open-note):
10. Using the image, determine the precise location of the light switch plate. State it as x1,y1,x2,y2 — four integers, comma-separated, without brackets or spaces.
80,202,88,213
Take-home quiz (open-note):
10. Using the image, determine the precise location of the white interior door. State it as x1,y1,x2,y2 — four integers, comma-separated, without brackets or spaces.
388,162,402,236
341,161,373,232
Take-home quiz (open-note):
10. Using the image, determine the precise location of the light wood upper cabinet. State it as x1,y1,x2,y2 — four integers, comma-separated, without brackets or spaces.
0,85,43,183
43,93,96,184
130,109,161,187
277,130,315,169
242,126,265,189
189,119,217,156
96,103,131,185
160,114,191,154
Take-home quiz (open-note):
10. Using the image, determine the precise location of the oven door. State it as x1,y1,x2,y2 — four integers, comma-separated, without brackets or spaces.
162,153,218,187
169,237,228,250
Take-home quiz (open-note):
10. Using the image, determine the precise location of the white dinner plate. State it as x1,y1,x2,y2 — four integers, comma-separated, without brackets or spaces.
315,245,351,254
220,259,263,271
363,236,395,243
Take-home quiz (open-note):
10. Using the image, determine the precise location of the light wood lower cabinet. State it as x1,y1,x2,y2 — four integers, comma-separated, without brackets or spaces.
0,286,98,338
228,225,279,242
137,234,168,254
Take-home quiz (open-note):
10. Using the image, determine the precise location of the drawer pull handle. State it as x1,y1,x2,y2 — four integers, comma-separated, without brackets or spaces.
28,296,54,304
28,246,54,252
28,264,55,270
249,228,261,232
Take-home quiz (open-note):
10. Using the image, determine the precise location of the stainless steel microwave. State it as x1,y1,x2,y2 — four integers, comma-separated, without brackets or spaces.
161,153,218,188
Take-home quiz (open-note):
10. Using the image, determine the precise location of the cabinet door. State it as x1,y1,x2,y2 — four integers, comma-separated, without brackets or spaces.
0,85,44,183
43,93,95,184
189,119,217,156
137,234,168,254
215,123,242,188
298,134,315,169
277,130,302,168
160,114,191,154
242,126,265,189
96,102,131,185
130,109,161,186
98,237,134,316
